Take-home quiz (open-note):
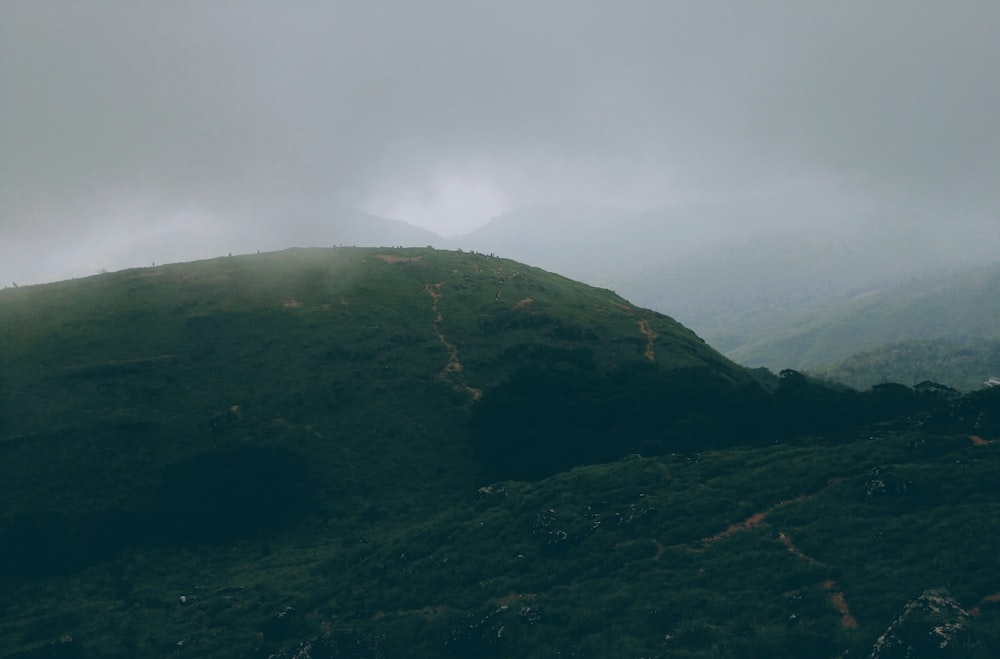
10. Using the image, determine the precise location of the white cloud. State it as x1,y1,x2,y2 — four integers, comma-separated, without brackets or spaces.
2,1,999,283
373,173,511,237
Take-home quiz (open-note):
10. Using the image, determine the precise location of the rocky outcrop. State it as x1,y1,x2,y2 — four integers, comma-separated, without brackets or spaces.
871,590,972,658
865,466,913,498
443,606,507,657
264,630,383,659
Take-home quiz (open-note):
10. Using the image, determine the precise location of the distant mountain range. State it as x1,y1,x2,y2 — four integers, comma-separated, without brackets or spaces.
725,262,1000,366
811,337,1000,393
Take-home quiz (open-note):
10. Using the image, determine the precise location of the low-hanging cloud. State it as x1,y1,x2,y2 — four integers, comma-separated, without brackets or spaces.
2,1,999,283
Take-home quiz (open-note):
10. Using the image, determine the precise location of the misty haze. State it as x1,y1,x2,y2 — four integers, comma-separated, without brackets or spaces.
2,2,1000,657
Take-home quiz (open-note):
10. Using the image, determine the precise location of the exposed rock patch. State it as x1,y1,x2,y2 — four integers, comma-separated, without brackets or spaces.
265,629,384,658
871,589,972,658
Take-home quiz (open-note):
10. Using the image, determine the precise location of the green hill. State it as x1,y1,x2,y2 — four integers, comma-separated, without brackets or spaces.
2,247,999,658
725,262,1000,374
810,337,1000,392
0,245,741,492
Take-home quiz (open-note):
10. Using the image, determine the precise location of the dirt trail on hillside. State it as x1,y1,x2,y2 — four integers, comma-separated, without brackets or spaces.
653,541,668,560
778,532,827,567
701,495,809,544
637,319,656,361
424,282,482,400
970,591,1000,616
493,592,537,607
823,580,859,628
705,511,768,542
693,486,859,629
612,303,657,361
778,534,858,628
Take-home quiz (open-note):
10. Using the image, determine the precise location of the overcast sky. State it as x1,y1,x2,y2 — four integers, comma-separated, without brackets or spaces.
2,1,999,284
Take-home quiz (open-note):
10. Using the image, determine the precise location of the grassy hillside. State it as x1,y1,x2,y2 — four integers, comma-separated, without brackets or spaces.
724,262,1000,374
1,247,999,658
0,245,738,520
810,337,1000,392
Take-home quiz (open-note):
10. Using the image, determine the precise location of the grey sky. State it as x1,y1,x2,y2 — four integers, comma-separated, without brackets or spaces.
2,1,999,284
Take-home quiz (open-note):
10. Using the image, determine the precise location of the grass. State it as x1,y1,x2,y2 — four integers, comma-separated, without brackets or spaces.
811,336,1000,392
1,247,999,657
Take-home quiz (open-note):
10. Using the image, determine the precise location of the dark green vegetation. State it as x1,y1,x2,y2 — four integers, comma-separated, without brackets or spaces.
813,337,1000,393
1,247,999,658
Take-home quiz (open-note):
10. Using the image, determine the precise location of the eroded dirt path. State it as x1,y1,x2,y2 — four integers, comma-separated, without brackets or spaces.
778,531,827,567
778,530,858,628
823,580,859,628
693,487,859,629
700,495,809,544
703,512,768,543
777,537,858,628
610,303,656,361
424,282,482,400
653,541,668,560
970,591,1000,616
637,319,656,362
492,592,537,607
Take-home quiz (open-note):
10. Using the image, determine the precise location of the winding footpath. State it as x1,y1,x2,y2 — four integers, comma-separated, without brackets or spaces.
692,488,859,629
424,282,482,400
636,318,656,362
